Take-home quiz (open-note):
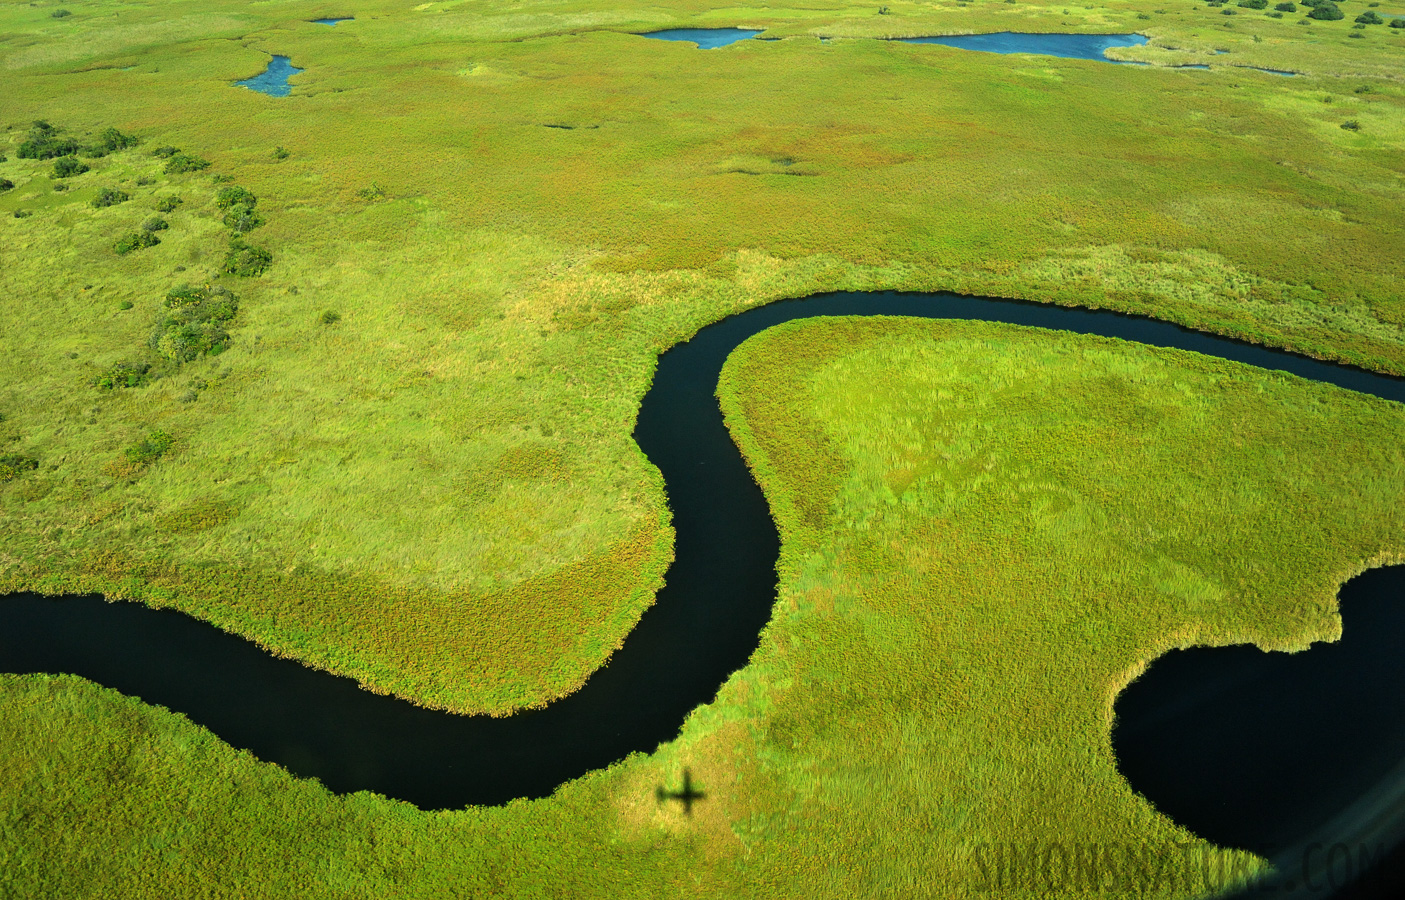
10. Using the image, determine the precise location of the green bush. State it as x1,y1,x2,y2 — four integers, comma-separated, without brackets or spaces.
0,178,13,193
319,310,342,325
222,204,265,234
222,239,272,276
13,210,32,219
1308,0,1343,16
1275,1,1296,9
1239,0,1268,8
151,284,239,362
151,146,180,159
155,195,183,213
52,156,88,178
114,230,160,255
1267,10,1283,15
214,185,257,210
1341,119,1362,130
91,187,130,208
17,122,79,160
272,146,290,160
1356,11,1383,22
93,361,150,390
124,430,173,468
163,153,210,174
0,454,39,483
141,216,168,232
50,8,71,17
1392,17,1405,27
89,127,139,154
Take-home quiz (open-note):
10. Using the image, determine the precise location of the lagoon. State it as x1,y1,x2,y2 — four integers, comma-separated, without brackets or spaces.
639,27,763,48
897,31,1149,63
235,55,302,97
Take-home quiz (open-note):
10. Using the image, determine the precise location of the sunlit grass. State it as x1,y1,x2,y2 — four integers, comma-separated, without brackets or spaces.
7,319,1404,896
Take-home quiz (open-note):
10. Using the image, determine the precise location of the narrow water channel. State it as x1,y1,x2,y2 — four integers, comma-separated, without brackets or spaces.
3,289,1404,895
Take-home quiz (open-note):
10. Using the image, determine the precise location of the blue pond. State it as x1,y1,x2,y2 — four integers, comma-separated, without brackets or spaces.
898,31,1149,63
639,27,763,48
312,17,353,25
235,55,303,97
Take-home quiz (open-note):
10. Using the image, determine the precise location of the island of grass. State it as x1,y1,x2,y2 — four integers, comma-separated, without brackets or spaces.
1,0,1404,893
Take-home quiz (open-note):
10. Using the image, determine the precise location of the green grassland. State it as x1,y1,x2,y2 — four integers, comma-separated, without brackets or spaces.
6,318,1404,897
0,0,1403,892
0,0,1402,716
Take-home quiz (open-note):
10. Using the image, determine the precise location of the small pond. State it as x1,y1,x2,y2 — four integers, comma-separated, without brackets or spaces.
235,55,303,97
639,27,763,48
897,31,1149,63
312,17,353,25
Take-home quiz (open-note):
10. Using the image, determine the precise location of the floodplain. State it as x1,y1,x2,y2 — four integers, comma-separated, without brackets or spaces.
1,0,1403,895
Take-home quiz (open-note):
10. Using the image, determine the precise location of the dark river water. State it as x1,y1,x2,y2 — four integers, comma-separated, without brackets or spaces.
3,289,1404,896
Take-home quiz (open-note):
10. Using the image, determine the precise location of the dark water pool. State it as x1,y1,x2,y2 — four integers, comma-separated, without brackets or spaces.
235,55,302,97
1240,65,1300,76
1115,565,1405,898
638,27,763,48
4,289,1405,895
897,31,1149,63
312,17,353,26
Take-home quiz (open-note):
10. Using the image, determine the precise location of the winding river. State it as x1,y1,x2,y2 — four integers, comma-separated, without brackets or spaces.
4,289,1404,894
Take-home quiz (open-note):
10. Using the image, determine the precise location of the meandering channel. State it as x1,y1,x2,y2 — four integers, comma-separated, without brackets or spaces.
3,289,1405,891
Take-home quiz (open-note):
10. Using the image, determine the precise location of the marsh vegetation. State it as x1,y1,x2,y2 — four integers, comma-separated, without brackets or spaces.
1,0,1403,893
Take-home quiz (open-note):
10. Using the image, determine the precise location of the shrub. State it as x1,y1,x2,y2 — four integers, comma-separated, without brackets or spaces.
1239,0,1268,8
94,361,150,390
13,210,32,219
319,310,341,325
155,195,182,213
135,175,154,186
0,454,39,483
1356,11,1383,22
152,284,239,361
1341,119,1362,130
222,204,264,233
52,156,88,178
124,430,173,468
272,146,290,160
91,187,130,208
50,8,71,17
90,127,139,154
214,185,257,210
222,239,272,276
1267,10,1283,15
164,153,210,174
18,122,79,160
114,230,161,255
118,299,134,310
154,322,231,361
1308,1,1343,17
1275,1,1296,9
1392,17,1405,27
0,178,13,193
141,216,168,232
151,146,180,159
